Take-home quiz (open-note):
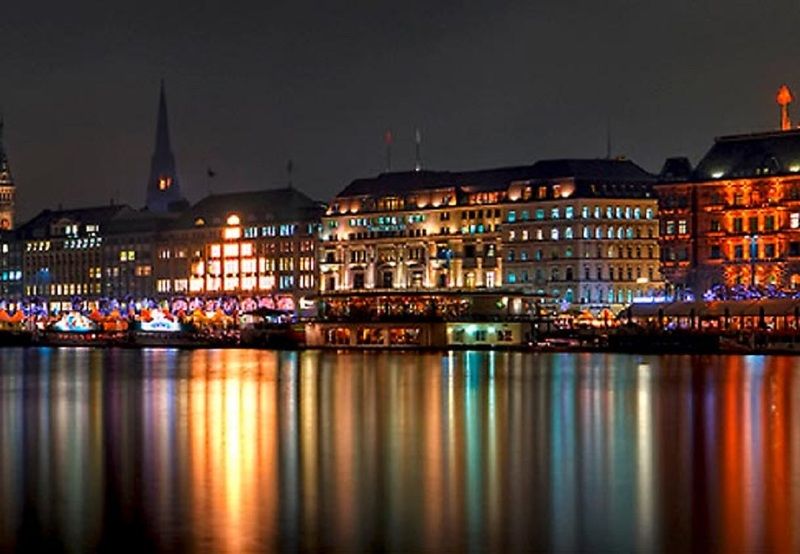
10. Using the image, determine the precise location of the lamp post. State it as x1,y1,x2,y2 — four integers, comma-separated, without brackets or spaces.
748,234,758,287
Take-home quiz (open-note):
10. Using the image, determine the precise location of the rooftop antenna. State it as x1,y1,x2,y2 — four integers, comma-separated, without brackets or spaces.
414,127,422,171
384,130,393,172
287,159,294,189
777,84,793,131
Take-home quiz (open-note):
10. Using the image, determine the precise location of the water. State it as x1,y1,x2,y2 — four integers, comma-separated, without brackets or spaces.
0,349,798,552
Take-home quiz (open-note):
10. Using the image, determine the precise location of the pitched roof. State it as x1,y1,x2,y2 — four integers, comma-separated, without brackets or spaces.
174,187,323,227
16,205,134,238
335,158,655,199
692,129,800,180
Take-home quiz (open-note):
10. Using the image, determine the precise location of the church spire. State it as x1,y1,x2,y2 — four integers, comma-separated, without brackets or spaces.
155,79,172,155
0,116,11,184
145,80,186,212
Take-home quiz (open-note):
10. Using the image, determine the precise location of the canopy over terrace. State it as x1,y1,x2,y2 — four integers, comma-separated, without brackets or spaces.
625,299,800,331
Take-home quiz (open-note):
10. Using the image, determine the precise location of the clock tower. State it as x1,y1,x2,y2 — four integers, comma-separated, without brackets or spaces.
0,118,15,230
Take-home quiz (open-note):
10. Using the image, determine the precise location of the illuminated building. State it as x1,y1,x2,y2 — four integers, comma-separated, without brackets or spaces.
657,86,800,295
145,80,188,213
17,205,151,309
321,159,661,307
503,160,662,306
0,118,15,230
152,188,322,312
321,169,518,293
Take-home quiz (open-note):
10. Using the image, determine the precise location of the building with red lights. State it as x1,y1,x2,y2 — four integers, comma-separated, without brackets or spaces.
657,128,800,297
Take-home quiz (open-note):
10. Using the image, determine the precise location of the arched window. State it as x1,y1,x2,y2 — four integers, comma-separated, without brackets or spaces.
551,228,560,240
565,227,573,239
607,226,615,239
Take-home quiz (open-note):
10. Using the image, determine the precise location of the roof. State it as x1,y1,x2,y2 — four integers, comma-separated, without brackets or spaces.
174,187,324,228
628,299,800,318
16,205,134,238
336,158,655,199
692,128,800,180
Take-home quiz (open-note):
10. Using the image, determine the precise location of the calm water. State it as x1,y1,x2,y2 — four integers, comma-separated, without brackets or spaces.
0,349,798,552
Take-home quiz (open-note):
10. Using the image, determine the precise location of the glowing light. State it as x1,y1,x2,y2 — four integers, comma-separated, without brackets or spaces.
789,164,800,173
226,214,241,226
224,227,242,240
140,317,182,333
158,176,172,190
711,171,725,179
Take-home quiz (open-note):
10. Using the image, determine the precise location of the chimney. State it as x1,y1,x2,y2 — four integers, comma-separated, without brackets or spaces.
777,84,794,131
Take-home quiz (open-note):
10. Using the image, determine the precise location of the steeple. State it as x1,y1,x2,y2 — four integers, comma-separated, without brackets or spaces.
0,116,12,184
145,80,187,212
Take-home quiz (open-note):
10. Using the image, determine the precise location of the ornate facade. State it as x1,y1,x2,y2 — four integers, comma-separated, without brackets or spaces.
657,129,800,295
321,160,663,307
503,177,661,305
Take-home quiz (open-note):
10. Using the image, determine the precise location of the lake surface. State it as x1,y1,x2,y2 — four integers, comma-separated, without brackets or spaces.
0,348,798,552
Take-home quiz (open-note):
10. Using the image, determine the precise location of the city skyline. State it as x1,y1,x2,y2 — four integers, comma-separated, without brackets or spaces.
2,1,800,220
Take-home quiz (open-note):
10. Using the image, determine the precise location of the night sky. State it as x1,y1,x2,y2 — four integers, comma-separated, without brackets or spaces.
2,1,799,220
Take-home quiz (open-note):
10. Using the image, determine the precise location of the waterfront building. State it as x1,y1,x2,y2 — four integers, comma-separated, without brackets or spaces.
17,205,142,309
656,88,800,296
321,159,662,307
502,159,662,306
320,170,506,292
152,188,323,312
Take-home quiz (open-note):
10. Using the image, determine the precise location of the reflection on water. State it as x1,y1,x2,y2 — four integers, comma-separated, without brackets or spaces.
1,349,799,551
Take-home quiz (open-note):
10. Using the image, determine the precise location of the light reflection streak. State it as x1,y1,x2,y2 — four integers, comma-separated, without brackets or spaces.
0,350,797,552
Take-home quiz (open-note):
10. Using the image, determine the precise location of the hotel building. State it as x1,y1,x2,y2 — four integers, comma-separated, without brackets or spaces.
321,159,662,307
502,160,662,306
657,89,800,295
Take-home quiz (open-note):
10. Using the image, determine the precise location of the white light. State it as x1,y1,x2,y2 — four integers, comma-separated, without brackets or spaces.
711,171,724,179
790,164,800,173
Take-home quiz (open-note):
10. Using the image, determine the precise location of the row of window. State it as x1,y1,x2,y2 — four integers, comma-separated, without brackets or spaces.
507,205,654,223
509,225,653,242
507,265,656,283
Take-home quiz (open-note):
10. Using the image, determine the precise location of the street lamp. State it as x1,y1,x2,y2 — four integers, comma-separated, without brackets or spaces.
748,234,758,287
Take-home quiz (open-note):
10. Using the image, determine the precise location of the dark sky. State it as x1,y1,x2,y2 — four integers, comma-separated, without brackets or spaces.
2,1,800,220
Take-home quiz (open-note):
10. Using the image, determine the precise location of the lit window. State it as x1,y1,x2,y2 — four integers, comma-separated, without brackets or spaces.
223,243,239,257
226,214,241,226
210,244,221,258
241,243,253,256
791,213,800,229
551,228,560,240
